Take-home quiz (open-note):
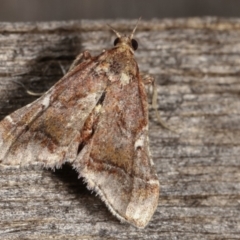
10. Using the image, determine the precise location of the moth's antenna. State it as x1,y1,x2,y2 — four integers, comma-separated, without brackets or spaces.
130,17,141,39
107,24,121,38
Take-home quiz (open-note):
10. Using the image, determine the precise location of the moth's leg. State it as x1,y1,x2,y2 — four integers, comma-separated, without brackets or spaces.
68,51,92,72
47,51,92,75
11,59,68,97
14,51,93,97
141,73,177,133
10,79,44,97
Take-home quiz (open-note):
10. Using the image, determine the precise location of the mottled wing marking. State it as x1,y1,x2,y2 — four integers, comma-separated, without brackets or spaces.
0,54,108,168
72,49,159,228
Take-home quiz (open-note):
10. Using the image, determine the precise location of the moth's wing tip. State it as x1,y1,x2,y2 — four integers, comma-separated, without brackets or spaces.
76,161,159,228
125,180,160,228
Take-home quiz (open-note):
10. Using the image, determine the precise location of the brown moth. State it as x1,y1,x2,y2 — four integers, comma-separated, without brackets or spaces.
0,20,159,228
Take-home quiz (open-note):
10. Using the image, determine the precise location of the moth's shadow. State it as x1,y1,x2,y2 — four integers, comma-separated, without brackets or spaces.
49,163,89,195
0,27,82,119
47,163,114,221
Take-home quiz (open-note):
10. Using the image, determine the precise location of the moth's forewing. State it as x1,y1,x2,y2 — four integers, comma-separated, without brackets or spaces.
0,56,108,167
73,48,160,228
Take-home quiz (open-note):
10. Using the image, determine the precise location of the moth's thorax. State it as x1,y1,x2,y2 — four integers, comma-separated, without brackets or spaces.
96,44,138,85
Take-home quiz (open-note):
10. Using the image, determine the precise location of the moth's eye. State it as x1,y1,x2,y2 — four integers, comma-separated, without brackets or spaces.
114,37,120,46
131,39,138,51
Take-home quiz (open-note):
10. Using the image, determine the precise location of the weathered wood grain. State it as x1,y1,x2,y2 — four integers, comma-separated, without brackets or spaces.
0,18,240,239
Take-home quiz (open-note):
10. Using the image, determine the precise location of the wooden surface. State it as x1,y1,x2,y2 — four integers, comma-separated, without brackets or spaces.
0,18,240,239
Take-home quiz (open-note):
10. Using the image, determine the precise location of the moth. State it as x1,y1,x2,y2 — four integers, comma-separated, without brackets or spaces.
0,20,160,228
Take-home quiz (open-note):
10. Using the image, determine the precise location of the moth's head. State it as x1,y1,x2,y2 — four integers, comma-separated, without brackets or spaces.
108,18,140,53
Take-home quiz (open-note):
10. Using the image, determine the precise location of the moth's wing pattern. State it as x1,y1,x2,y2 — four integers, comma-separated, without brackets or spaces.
0,54,108,168
0,45,159,228
72,50,160,228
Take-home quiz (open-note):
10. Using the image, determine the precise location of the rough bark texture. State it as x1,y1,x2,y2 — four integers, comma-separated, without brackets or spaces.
0,18,240,239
